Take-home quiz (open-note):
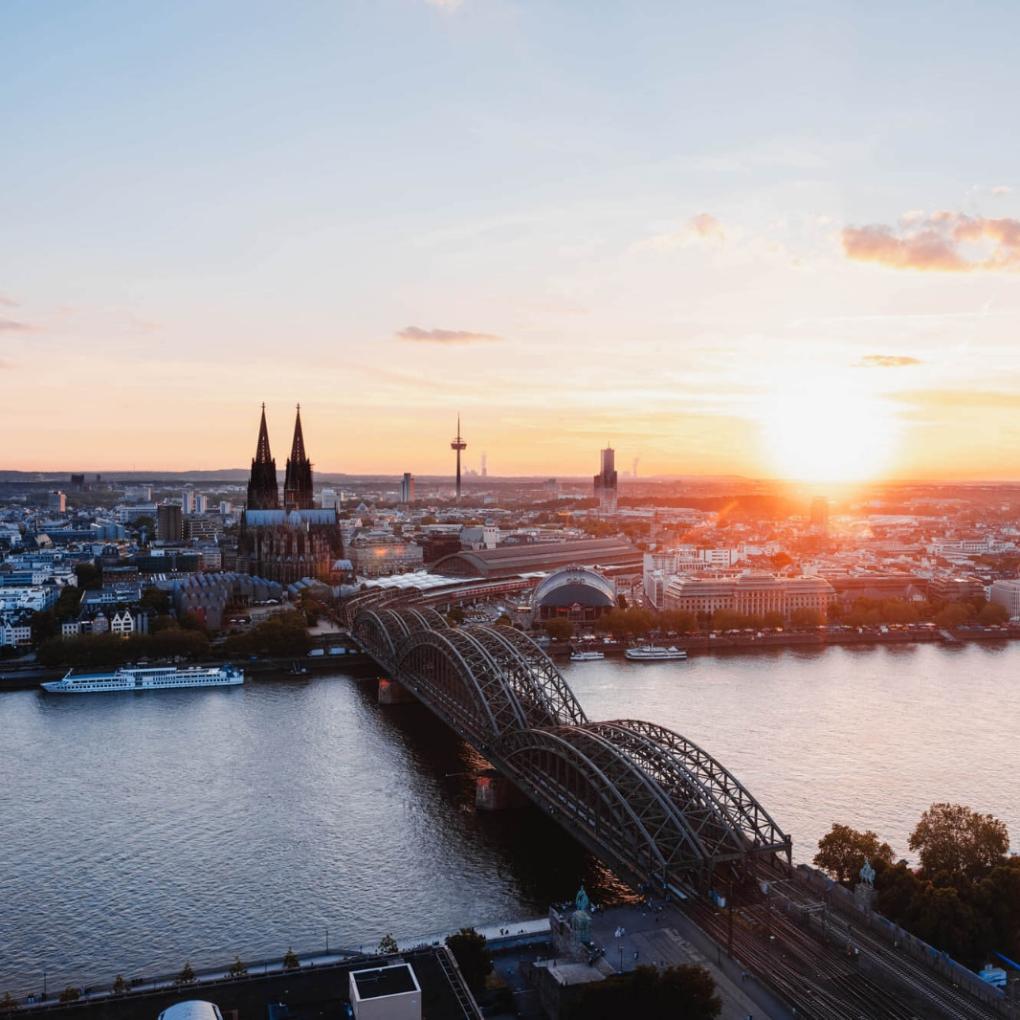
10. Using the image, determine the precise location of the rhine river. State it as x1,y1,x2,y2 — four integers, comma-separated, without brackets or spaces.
2,641,1017,993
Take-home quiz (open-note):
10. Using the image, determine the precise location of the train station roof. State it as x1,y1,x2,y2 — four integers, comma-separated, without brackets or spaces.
431,538,641,579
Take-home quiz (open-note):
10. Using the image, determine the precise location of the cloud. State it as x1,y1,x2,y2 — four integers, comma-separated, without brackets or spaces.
638,212,726,251
856,354,923,368
992,185,1012,196
396,326,501,344
843,211,1020,272
0,318,33,332
0,294,17,308
426,0,463,9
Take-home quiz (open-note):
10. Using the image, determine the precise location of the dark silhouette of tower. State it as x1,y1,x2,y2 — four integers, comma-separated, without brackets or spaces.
283,404,315,510
246,403,280,509
451,414,467,500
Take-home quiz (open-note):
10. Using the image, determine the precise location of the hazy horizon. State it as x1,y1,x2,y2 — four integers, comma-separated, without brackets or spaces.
5,2,1020,480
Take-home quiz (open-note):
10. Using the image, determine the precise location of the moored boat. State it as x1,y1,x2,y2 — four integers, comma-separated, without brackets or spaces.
569,650,605,662
624,645,687,662
41,664,244,694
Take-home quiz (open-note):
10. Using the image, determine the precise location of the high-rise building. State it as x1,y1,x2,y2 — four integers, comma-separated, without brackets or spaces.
320,488,338,510
810,496,829,530
400,472,415,504
157,504,183,542
181,488,194,513
480,452,487,478
450,415,467,499
283,404,314,510
593,446,618,513
247,404,279,510
47,491,67,513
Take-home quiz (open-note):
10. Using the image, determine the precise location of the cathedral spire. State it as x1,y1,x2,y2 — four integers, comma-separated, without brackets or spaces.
246,403,279,510
283,403,314,510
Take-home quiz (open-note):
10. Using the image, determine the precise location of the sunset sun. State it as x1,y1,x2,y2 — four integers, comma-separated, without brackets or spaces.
759,382,898,483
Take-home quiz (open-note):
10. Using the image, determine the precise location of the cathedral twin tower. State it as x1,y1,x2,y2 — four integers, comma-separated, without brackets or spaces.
246,404,315,511
238,404,343,584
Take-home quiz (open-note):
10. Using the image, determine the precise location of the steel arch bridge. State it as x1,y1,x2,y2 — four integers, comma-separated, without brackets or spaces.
351,596,790,892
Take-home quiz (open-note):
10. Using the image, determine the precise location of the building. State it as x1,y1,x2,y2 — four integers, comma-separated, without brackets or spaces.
247,403,280,510
531,567,616,623
593,446,618,513
929,575,986,604
990,579,1020,620
283,404,314,510
400,472,414,504
348,534,424,578
237,406,343,583
664,573,835,620
320,487,339,510
157,504,183,542
48,491,67,513
459,525,499,550
349,963,422,1020
432,537,641,579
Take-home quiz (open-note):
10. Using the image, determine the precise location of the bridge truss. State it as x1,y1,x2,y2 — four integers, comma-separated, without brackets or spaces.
351,595,790,893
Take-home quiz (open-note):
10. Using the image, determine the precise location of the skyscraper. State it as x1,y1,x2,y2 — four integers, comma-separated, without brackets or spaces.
247,404,280,510
283,404,314,510
451,415,467,500
400,472,415,504
593,446,618,513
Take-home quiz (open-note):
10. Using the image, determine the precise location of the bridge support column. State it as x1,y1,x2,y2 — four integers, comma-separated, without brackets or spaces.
377,678,415,704
475,770,526,811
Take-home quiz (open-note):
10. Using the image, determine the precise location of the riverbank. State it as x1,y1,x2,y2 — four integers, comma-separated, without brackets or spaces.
0,652,374,691
548,621,1020,660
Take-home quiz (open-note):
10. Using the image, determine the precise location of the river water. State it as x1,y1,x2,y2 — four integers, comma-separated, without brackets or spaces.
1,641,1016,993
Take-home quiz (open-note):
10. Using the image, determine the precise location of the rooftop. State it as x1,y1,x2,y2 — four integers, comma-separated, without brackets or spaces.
351,963,419,1000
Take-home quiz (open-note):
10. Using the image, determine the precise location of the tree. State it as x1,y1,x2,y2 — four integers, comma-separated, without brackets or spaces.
978,601,1009,625
0,992,17,1013
813,823,894,885
73,562,102,590
140,587,170,615
228,956,247,979
377,934,399,955
908,803,1009,881
908,882,977,962
282,948,300,971
762,611,785,629
111,974,128,994
58,987,80,1003
790,607,822,628
543,618,573,641
445,928,492,991
176,962,195,986
934,602,972,629
565,965,721,1020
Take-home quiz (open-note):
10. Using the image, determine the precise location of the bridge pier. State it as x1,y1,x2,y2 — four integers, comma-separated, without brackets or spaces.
377,677,415,704
475,769,526,811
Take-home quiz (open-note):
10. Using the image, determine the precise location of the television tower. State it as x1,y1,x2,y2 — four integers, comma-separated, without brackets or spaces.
451,414,467,499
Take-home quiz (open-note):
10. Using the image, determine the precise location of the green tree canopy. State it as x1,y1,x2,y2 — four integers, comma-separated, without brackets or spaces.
377,934,399,955
813,823,894,885
564,964,720,1020
445,928,492,991
908,802,1009,881
543,618,574,641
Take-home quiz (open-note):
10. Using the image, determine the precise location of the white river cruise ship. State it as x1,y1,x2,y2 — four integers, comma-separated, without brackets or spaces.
41,664,244,694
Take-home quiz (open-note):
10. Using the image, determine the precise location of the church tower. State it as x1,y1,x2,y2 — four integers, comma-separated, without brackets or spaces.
246,404,279,509
283,404,314,510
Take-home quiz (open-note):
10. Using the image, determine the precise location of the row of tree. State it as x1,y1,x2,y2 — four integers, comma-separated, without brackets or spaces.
813,803,1019,966
221,611,311,658
36,629,211,668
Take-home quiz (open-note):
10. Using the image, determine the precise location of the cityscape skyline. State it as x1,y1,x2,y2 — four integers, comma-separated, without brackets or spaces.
4,3,1020,480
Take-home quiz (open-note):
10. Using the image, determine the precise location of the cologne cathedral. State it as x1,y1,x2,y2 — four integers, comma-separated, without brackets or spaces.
236,405,343,583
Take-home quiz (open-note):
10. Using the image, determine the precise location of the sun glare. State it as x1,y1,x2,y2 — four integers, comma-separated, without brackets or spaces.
758,380,898,483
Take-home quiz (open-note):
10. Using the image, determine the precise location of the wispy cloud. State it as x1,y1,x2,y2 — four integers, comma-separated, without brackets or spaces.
0,294,18,308
843,211,1020,272
992,185,1012,196
0,318,34,332
856,354,923,368
426,0,463,10
638,212,726,252
396,325,502,344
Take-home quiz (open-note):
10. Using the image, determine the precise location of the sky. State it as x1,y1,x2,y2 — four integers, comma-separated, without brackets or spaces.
4,0,1020,481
